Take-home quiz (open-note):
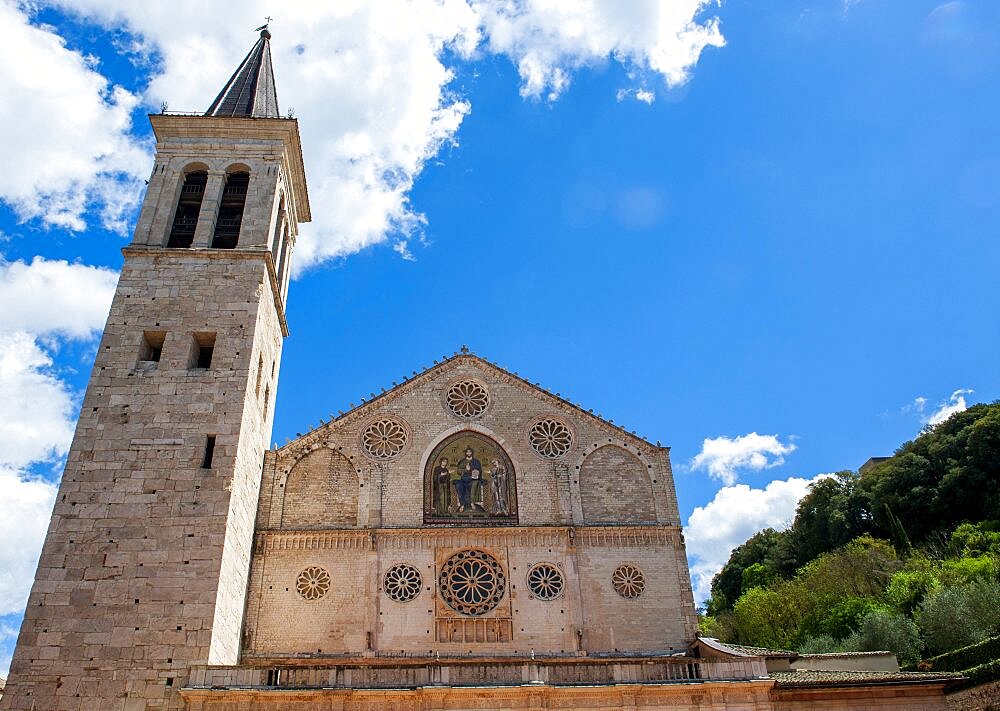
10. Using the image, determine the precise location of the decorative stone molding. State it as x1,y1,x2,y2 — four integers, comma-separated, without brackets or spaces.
253,526,684,554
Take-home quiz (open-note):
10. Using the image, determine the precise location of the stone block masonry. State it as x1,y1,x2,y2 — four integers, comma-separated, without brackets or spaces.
0,250,284,711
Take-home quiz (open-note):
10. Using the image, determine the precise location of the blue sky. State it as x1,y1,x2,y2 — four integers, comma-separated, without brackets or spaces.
1,0,998,672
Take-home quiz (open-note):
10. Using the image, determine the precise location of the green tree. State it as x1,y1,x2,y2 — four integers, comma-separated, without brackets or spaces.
860,403,1000,545
785,471,872,567
708,528,787,615
740,562,773,592
732,585,803,649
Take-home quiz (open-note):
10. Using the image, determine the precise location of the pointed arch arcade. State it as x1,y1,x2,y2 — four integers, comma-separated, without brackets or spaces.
424,431,518,525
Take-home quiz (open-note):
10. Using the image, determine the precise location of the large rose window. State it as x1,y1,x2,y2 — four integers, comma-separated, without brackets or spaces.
438,549,506,616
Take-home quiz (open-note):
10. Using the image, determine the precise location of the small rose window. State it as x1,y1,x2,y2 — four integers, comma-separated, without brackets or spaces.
528,418,573,459
383,564,422,603
612,564,645,599
446,381,489,419
361,418,407,459
296,566,331,601
526,563,565,600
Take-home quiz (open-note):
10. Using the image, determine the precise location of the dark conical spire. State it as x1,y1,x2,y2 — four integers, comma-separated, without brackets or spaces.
205,27,279,118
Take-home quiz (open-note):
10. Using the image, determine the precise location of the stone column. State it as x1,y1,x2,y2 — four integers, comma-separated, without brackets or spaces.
193,170,226,248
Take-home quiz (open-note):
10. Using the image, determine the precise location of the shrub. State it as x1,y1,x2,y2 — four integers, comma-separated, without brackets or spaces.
918,579,1000,654
950,522,1000,556
842,609,921,664
941,554,999,584
797,635,843,654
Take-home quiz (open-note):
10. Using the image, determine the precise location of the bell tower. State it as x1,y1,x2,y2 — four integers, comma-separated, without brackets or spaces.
1,28,309,711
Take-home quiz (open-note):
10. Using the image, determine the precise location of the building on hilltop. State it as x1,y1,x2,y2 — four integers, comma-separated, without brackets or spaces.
0,28,962,711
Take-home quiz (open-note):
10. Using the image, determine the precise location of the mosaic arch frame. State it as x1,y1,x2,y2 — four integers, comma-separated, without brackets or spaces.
424,430,518,525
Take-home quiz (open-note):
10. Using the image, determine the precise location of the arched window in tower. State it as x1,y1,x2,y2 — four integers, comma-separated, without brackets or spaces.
167,170,207,247
424,431,517,524
212,170,250,248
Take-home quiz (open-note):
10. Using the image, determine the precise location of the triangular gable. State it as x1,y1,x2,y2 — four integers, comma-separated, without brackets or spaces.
276,350,666,455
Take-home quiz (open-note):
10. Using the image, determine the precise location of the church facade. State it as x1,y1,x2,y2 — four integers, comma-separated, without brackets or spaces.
1,29,959,711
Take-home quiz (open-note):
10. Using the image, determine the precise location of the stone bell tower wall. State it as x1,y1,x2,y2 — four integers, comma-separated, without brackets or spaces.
0,115,309,711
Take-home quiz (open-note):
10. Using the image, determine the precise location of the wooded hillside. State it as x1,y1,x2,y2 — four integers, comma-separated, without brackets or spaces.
700,402,1000,664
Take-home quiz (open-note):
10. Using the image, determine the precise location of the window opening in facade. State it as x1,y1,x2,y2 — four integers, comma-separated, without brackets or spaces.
167,171,207,248
139,331,165,363
202,435,216,469
189,332,216,369
212,171,249,249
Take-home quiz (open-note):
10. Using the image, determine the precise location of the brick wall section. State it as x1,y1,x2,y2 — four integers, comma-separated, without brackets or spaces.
579,445,656,524
281,449,358,528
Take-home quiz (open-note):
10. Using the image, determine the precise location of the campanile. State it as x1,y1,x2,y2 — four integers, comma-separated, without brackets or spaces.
1,28,309,710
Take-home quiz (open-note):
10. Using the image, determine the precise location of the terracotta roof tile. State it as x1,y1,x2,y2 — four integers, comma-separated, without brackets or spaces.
770,669,963,688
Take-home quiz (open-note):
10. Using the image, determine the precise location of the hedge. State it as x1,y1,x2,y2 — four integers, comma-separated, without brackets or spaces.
960,658,1000,689
902,635,1000,672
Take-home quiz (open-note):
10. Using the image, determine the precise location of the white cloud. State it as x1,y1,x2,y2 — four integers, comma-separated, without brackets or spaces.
685,474,830,605
689,432,797,485
29,0,722,270
473,0,725,100
0,257,119,339
916,388,973,426
0,1,150,232
0,333,78,470
0,468,57,616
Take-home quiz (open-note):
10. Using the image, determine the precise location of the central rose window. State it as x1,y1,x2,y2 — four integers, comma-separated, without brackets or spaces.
438,549,506,616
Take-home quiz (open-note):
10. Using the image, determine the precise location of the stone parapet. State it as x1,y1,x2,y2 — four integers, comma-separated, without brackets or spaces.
183,654,765,690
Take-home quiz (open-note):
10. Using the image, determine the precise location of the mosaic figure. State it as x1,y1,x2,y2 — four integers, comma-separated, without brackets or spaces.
425,431,517,523
490,458,509,515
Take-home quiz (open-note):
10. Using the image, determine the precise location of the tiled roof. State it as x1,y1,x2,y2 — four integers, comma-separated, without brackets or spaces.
696,638,796,658
205,28,279,118
798,651,895,658
723,643,797,658
771,669,964,688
